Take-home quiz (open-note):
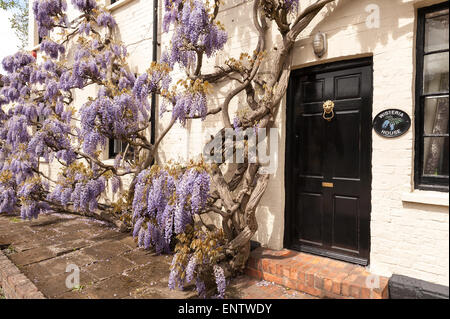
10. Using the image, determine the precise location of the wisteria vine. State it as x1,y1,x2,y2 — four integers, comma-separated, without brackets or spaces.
1,0,335,299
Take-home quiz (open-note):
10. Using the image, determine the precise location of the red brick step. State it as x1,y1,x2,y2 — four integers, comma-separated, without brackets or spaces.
245,247,389,299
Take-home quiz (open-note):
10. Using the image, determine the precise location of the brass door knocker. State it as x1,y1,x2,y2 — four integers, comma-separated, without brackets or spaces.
323,100,335,121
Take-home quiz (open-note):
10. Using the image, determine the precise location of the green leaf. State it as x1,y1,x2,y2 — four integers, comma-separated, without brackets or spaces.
72,285,85,292
1,0,28,49
10,217,21,223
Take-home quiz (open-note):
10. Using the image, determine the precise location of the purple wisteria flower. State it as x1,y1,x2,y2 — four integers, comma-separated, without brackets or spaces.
40,40,66,59
79,22,91,35
1,52,35,74
172,91,207,125
162,0,228,68
97,12,116,28
71,0,97,11
185,255,197,282
132,166,210,254
195,279,206,299
283,0,299,12
0,188,17,214
32,0,68,37
213,265,226,299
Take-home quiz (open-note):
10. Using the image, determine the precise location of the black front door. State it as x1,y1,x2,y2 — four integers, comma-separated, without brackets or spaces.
285,57,373,265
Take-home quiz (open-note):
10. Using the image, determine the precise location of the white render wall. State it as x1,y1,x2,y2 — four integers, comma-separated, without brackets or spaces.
28,0,449,286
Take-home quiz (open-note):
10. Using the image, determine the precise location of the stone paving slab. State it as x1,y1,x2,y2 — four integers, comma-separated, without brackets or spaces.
228,276,319,299
0,213,315,299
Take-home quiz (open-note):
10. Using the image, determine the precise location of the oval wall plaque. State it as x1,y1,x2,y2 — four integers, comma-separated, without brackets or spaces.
373,109,411,138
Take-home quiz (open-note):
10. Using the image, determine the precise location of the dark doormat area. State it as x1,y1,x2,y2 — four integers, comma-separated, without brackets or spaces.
389,274,449,299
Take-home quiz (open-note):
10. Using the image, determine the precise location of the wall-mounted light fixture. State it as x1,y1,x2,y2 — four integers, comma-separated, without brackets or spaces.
313,31,327,58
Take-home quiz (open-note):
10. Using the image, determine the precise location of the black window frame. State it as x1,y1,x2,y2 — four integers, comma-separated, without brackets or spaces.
414,2,449,192
108,138,134,160
108,138,122,159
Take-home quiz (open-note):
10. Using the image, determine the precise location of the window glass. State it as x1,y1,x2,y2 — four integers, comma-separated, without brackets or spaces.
108,138,134,160
425,10,449,52
424,96,449,135
423,136,449,176
423,52,449,94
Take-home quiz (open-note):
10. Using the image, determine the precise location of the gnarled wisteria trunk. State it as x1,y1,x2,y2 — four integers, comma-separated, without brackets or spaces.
0,0,334,298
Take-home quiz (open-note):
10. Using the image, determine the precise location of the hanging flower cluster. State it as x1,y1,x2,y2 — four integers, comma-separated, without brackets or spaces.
32,0,68,37
131,162,211,254
165,78,210,125
97,11,116,28
1,52,35,104
0,149,33,214
40,40,66,59
169,224,227,298
28,118,76,164
283,0,299,12
161,0,228,68
46,162,106,212
80,90,137,156
17,176,51,220
0,51,44,218
133,62,172,108
71,0,97,12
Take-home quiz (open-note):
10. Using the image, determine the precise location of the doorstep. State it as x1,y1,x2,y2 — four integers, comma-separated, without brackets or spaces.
245,247,389,299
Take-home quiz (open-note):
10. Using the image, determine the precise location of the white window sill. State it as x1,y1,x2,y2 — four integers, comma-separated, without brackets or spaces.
106,0,136,11
402,190,449,207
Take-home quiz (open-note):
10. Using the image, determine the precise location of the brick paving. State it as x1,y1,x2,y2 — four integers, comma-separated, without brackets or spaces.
246,247,390,299
0,213,315,299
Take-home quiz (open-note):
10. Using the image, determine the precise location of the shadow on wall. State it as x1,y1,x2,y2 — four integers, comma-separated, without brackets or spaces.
293,0,414,66
402,201,449,213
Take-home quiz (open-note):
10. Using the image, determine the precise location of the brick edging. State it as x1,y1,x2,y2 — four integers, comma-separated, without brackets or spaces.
0,250,46,299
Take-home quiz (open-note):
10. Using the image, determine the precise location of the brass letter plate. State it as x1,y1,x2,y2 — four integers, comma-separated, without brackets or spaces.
322,182,334,188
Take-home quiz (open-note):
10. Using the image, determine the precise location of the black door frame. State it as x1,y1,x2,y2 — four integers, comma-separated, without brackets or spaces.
284,57,373,265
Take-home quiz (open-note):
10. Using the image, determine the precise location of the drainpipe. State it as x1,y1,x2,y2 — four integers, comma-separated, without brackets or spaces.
150,0,158,146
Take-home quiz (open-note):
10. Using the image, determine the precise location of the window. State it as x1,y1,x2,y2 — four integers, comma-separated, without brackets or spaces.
107,71,137,160
415,2,449,192
35,115,48,162
34,20,43,46
108,139,134,160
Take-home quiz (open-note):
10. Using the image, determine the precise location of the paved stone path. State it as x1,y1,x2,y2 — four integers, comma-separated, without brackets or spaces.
0,213,315,299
